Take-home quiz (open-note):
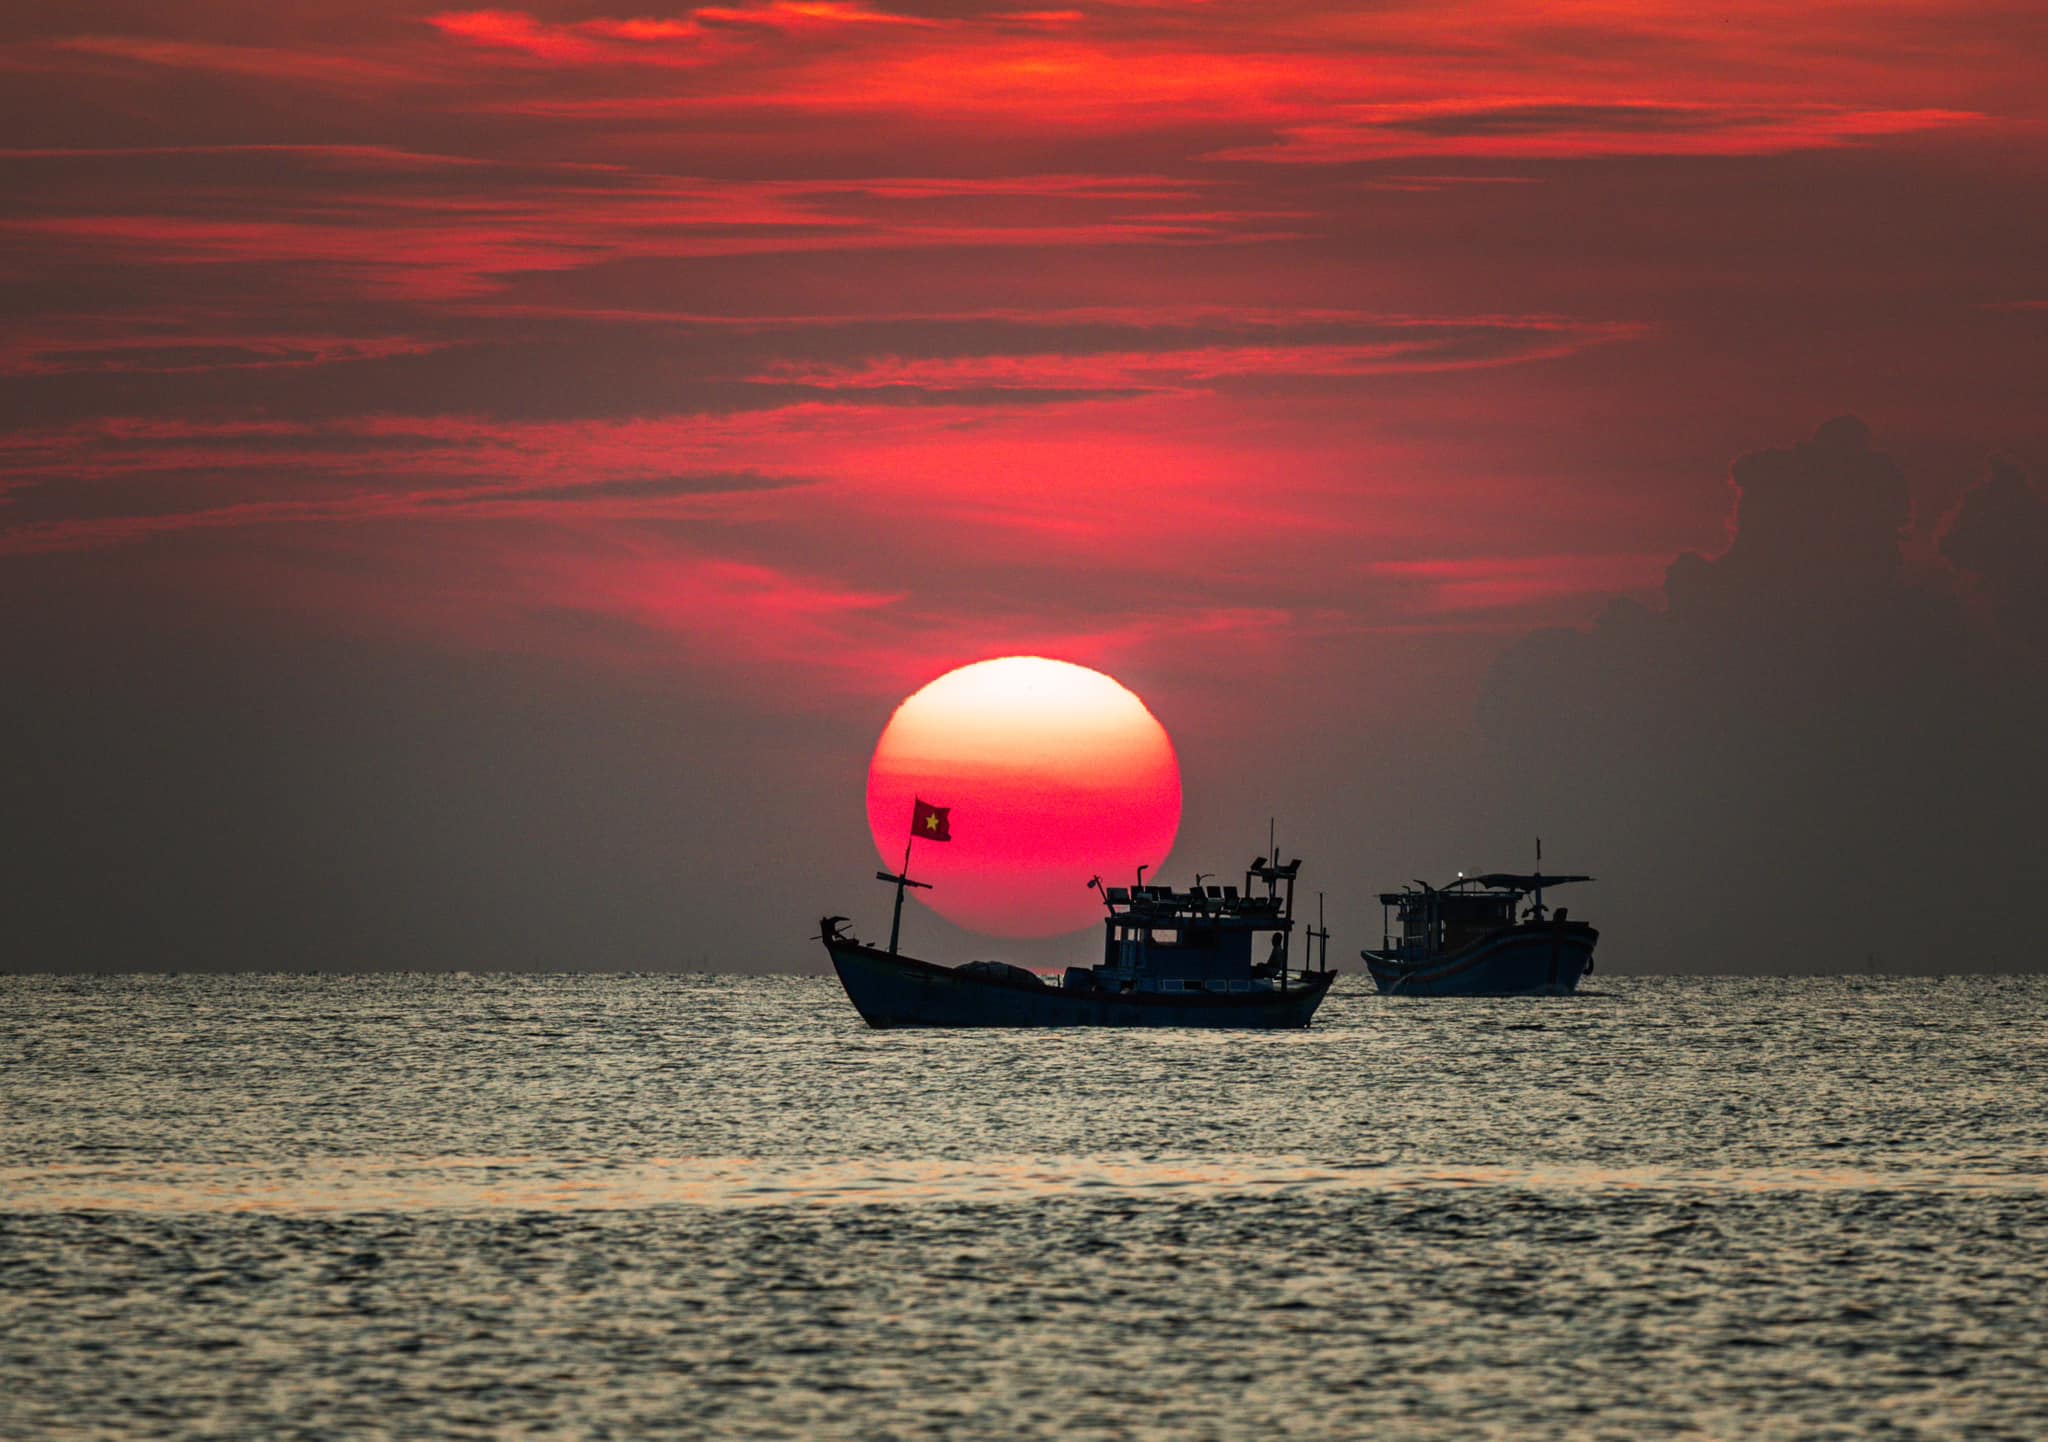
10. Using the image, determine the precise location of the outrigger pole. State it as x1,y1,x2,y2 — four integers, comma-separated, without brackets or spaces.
876,835,930,956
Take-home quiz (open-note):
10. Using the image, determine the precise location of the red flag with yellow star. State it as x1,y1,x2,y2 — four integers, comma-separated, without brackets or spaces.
910,797,951,841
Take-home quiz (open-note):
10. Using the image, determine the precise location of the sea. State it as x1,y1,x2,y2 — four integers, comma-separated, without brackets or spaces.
4,974,2046,1441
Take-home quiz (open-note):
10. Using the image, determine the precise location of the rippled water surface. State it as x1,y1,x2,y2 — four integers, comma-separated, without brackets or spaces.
5,974,2047,1439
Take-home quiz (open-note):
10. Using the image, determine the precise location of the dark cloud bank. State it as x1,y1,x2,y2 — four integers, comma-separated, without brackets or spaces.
1478,417,2047,973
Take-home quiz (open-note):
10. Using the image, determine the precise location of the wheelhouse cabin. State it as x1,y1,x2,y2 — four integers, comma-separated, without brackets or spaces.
1071,856,1327,996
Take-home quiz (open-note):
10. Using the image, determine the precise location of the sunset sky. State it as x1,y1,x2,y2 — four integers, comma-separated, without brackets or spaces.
5,3,2044,972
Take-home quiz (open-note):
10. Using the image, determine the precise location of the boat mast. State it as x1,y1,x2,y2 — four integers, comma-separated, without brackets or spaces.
875,835,931,955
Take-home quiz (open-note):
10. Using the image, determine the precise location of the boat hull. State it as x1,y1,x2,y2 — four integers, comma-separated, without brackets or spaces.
1363,922,1597,997
826,940,1335,1029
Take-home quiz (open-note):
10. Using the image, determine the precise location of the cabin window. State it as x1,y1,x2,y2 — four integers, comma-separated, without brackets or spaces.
1150,929,1178,945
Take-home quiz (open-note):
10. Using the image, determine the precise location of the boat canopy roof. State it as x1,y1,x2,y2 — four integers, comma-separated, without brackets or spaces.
1453,873,1592,892
1378,873,1593,906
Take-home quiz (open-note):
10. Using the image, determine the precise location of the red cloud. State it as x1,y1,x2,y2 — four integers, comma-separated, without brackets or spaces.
392,4,2010,164
426,3,933,68
427,11,609,62
1217,100,1983,163
1369,555,1675,615
758,318,1644,396
0,160,1282,302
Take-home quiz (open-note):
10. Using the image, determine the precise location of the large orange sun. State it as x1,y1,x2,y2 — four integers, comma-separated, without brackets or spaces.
866,656,1182,937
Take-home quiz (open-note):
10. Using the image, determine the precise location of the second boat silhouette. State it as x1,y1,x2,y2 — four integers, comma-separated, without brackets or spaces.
1361,863,1597,996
